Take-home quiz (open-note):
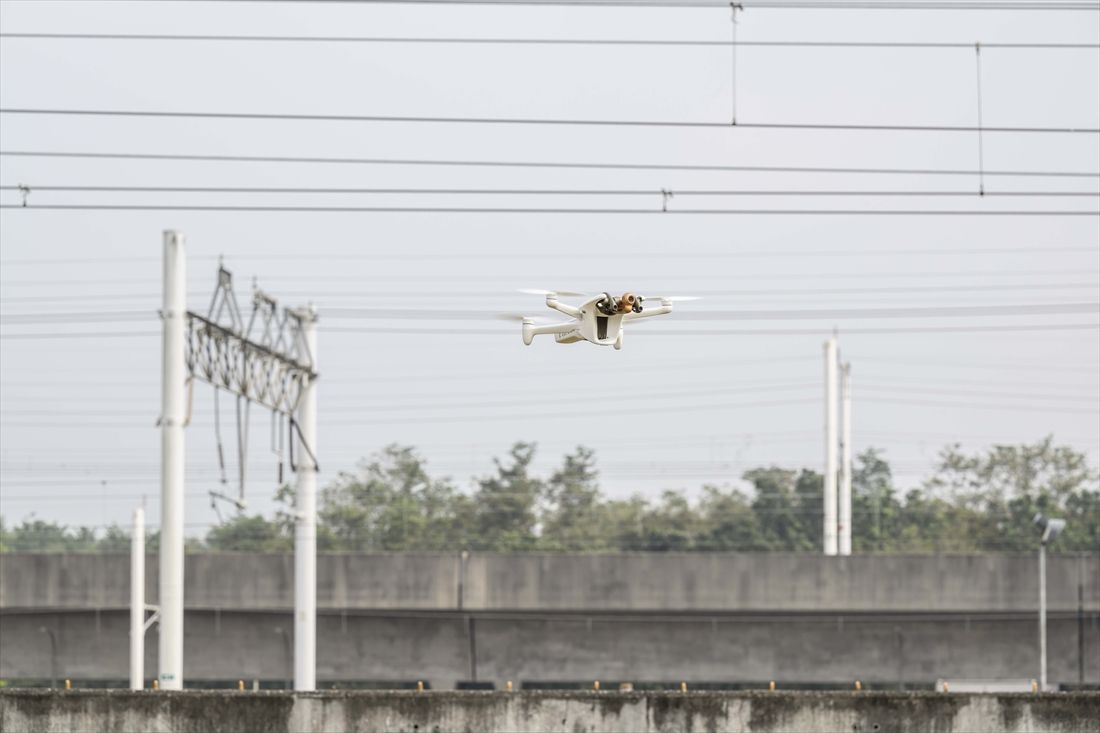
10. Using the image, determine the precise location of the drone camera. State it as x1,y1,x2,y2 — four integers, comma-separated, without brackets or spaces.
597,292,617,316
618,292,637,314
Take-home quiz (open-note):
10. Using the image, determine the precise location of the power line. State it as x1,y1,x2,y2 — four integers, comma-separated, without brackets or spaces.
2,108,1096,134
4,323,1095,340
4,185,1096,197
2,204,1095,215
2,32,1096,49
3,281,1097,304
1,268,1090,285
316,302,1100,319
186,0,1100,10
3,302,1095,324
1,250,1096,271
4,150,1096,178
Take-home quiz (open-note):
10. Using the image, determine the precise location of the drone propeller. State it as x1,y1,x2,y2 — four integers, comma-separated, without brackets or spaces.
518,288,586,297
643,295,702,302
495,313,555,323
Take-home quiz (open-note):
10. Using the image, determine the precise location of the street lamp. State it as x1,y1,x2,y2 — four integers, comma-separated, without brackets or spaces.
1033,513,1066,691
37,626,58,689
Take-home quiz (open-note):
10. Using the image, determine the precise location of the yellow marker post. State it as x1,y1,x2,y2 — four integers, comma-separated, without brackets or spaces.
768,681,776,691
506,681,513,692
417,681,425,692
854,680,862,691
680,682,688,693
593,680,600,691
1031,680,1039,693
64,679,72,690
152,680,160,690
942,681,950,693
238,680,245,691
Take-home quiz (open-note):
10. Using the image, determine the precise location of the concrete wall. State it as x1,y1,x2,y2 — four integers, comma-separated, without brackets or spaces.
3,608,1097,688
2,690,1098,733
2,553,1097,688
3,553,1096,612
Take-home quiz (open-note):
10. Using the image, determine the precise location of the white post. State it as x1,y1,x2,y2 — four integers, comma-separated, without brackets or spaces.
839,362,852,556
130,506,145,690
1040,542,1048,690
159,230,186,690
823,338,838,556
294,308,318,691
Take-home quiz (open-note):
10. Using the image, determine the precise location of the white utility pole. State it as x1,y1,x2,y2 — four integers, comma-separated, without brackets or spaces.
159,230,186,690
294,307,319,691
823,338,838,556
130,506,145,690
839,362,853,556
1039,541,1048,691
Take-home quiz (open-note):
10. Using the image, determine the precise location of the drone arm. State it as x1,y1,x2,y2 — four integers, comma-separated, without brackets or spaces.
546,297,581,319
523,320,579,345
623,302,672,321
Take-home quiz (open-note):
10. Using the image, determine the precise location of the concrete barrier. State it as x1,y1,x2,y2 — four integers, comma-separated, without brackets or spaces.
2,552,1096,612
1,690,1097,733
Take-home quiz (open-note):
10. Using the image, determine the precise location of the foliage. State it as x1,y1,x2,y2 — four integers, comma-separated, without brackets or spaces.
2,437,1096,554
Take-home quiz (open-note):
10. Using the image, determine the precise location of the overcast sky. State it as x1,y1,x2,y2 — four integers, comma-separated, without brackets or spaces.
0,0,1097,537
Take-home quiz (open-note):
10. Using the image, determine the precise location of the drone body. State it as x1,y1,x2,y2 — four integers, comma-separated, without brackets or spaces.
519,291,681,350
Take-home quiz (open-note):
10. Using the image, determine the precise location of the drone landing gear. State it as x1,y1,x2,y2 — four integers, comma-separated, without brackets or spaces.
523,318,578,345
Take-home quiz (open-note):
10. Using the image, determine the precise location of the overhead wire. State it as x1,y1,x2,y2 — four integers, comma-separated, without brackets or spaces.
181,0,1100,10
1,33,1097,48
2,204,1095,215
3,323,1097,340
3,302,1096,324
3,184,1097,197
2,107,1097,134
0,269,1093,286
4,150,1096,178
3,281,1098,306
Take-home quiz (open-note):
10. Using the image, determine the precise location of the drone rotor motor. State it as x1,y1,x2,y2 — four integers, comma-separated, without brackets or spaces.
596,292,617,316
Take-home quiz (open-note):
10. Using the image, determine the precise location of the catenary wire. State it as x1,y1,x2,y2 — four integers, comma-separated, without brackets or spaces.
2,32,1097,48
1,108,1097,134
3,302,1096,323
2,204,1096,215
181,0,1100,10
2,323,1096,340
4,150,1096,178
4,185,1097,197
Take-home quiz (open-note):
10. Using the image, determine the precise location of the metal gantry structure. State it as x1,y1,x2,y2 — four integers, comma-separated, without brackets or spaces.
136,230,319,690
823,336,853,556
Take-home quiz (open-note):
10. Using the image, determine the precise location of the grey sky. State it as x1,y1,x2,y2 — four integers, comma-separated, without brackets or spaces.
0,0,1097,535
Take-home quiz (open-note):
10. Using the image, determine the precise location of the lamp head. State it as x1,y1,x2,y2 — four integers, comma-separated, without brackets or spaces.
1033,513,1066,545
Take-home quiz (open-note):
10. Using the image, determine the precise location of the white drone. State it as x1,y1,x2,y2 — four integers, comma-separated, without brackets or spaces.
515,290,696,350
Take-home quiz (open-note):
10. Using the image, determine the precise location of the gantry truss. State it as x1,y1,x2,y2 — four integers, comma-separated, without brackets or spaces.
184,266,317,416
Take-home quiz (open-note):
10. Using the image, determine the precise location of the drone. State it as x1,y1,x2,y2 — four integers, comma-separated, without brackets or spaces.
514,290,695,350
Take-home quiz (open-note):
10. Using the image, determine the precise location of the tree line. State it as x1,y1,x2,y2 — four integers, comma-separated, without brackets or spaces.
2,437,1097,553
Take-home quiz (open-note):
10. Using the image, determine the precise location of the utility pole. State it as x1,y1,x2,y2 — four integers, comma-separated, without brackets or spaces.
293,307,319,691
156,232,318,690
1040,539,1048,690
823,337,838,556
159,230,186,690
839,362,852,556
130,506,145,690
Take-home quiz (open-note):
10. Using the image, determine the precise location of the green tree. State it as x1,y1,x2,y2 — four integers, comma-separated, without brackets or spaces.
469,443,544,551
851,449,902,552
923,437,1099,552
206,514,291,552
541,446,605,551
620,490,699,551
694,485,766,551
744,468,815,551
320,444,466,551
